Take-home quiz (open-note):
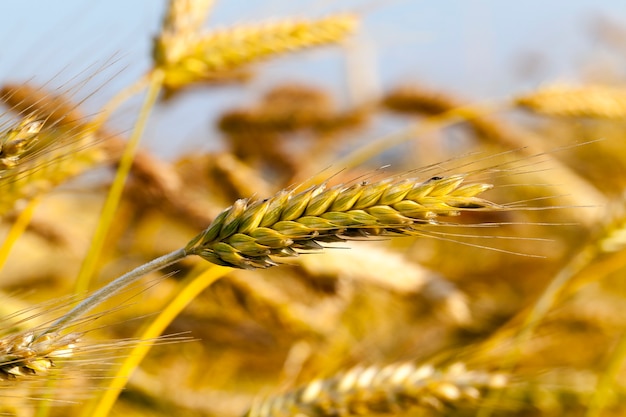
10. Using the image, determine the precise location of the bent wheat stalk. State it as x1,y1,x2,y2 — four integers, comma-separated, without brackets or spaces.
41,173,499,335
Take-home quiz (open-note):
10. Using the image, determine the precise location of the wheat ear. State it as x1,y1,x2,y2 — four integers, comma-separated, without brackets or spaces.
160,15,357,91
0,331,79,380
40,173,497,335
184,174,498,269
515,84,626,118
0,116,44,171
244,362,507,416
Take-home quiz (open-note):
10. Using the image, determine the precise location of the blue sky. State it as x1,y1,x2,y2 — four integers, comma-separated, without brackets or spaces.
2,0,625,156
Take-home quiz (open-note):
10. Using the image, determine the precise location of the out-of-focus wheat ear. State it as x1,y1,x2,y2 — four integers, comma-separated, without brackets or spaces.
1,83,213,228
223,272,347,335
514,84,626,118
185,174,501,270
381,85,512,141
0,124,106,217
294,245,472,325
219,83,367,135
243,362,507,416
159,14,358,92
218,83,370,179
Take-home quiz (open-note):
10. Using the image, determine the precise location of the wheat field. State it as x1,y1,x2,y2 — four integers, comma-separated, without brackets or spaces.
0,1,625,416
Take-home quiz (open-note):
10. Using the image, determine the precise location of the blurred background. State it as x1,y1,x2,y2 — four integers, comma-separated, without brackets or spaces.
3,0,626,158
2,2,626,415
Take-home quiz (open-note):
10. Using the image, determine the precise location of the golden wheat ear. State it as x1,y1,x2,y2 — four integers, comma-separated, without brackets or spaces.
157,14,358,93
244,361,507,416
514,84,626,119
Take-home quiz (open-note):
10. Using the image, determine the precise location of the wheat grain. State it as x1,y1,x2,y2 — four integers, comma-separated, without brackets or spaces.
0,84,107,215
244,362,507,416
0,128,104,216
185,174,499,269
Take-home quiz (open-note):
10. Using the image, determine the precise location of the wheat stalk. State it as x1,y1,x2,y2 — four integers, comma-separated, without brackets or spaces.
244,362,507,416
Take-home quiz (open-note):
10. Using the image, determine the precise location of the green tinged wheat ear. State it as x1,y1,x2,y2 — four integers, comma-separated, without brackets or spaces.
185,174,499,269
244,362,507,416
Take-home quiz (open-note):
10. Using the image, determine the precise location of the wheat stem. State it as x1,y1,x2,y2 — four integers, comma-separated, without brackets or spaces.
40,247,187,337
